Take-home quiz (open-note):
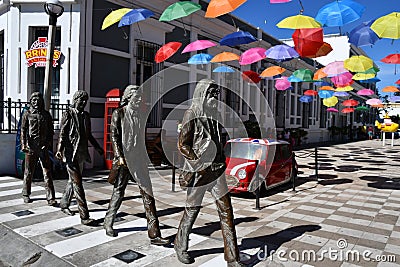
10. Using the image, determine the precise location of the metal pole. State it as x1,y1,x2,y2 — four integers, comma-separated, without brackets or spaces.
254,160,260,210
44,16,56,111
292,152,296,191
314,147,318,181
171,152,176,192
7,97,11,134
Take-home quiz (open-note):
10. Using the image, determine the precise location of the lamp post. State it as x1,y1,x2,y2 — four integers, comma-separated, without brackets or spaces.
43,0,64,111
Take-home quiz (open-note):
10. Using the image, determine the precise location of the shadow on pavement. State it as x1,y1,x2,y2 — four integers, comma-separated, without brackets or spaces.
191,217,259,237
359,176,400,190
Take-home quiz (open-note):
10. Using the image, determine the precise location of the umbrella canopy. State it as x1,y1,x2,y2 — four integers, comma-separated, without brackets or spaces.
288,75,303,82
270,0,292,2
159,1,201,21
118,8,154,27
275,77,291,90
389,96,400,102
381,53,400,74
239,47,267,65
219,31,257,46
260,66,286,77
314,68,328,80
327,107,339,112
292,28,324,57
349,20,380,47
342,107,355,113
319,85,335,91
396,79,400,85
362,66,380,74
359,77,381,83
366,98,382,105
353,73,376,80
382,86,400,93
331,71,353,87
357,89,375,96
188,53,213,64
205,0,247,18
371,12,400,39
355,106,369,111
334,91,350,97
242,70,261,83
323,96,339,107
343,99,359,106
102,8,132,30
211,52,240,62
155,42,182,63
213,66,235,73
318,90,335,98
182,40,217,53
336,86,353,92
304,90,318,96
277,14,322,29
313,42,333,58
344,55,373,72
371,104,384,108
299,95,313,103
315,0,365,27
293,69,313,82
265,45,299,61
324,61,347,77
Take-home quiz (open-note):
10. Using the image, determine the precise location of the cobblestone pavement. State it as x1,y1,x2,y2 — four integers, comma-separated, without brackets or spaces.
0,139,399,267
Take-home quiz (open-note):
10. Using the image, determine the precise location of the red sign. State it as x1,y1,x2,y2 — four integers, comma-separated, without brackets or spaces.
25,37,62,68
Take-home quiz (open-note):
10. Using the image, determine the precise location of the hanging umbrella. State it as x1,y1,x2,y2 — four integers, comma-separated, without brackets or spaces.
395,79,400,85
355,106,369,111
313,42,333,58
359,77,381,83
382,86,400,93
348,20,380,47
323,96,338,107
324,61,347,77
331,72,353,87
159,1,201,21
327,107,339,112
182,40,217,53
277,14,322,29
381,54,400,74
336,86,353,92
211,52,240,62
315,81,333,86
260,66,286,77
265,45,299,61
213,66,235,72
344,55,373,72
357,89,375,96
352,73,376,80
275,77,291,90
362,66,380,74
102,8,132,30
342,108,355,113
299,95,313,103
366,98,382,105
188,53,213,64
270,0,291,3
304,90,318,96
334,91,349,97
315,0,365,27
343,99,359,106
205,0,247,18
155,42,182,63
371,104,384,108
239,47,267,65
314,68,328,80
242,70,261,83
318,90,334,98
389,96,400,102
319,85,335,91
288,75,303,82
118,8,154,27
293,69,313,82
292,28,323,57
370,12,400,40
219,31,257,46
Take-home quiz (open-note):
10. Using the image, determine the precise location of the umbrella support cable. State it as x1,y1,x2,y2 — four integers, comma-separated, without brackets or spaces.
181,18,188,37
298,0,304,14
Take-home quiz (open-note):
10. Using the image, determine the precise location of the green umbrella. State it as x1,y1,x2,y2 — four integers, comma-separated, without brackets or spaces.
293,69,314,82
355,106,369,112
361,66,380,74
159,1,201,21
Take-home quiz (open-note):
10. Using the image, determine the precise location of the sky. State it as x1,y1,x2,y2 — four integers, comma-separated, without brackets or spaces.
232,0,399,95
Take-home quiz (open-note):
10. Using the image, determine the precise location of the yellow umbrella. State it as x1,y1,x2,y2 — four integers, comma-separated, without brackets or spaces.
323,96,338,107
352,73,376,80
102,8,132,30
344,55,373,72
277,15,322,29
260,66,286,77
336,86,353,92
210,52,240,62
371,12,400,39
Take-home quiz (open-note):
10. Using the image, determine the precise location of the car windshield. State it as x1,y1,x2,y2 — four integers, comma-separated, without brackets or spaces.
225,142,267,160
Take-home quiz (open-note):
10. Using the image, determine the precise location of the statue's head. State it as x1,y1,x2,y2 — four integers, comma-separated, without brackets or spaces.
192,79,219,113
72,90,89,111
30,92,44,111
123,85,142,111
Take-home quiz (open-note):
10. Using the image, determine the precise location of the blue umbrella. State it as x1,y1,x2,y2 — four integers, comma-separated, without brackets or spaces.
265,45,299,61
219,31,257,46
288,75,302,82
118,8,154,27
315,0,365,27
213,66,235,72
188,53,213,64
299,95,313,103
348,20,380,47
333,91,350,97
314,81,332,86
359,77,381,83
389,96,400,102
318,90,334,98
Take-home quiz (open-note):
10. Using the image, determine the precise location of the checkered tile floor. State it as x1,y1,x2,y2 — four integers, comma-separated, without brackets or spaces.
0,140,399,266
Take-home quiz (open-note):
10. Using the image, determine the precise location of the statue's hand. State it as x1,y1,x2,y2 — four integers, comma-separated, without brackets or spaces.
118,157,126,166
96,147,104,156
55,151,63,160
21,146,29,153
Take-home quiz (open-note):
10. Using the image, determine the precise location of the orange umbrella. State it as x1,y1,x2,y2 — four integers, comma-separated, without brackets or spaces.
304,90,318,96
314,42,333,58
319,85,335,91
205,0,246,18
211,52,240,62
314,68,328,80
382,86,400,93
260,66,286,77
371,104,384,108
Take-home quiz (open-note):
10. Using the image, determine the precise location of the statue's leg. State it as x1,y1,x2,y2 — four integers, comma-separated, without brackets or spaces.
66,161,90,220
139,187,162,238
60,163,74,209
40,151,56,202
22,152,37,202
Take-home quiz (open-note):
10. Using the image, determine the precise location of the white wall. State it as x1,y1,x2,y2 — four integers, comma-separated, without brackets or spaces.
0,134,16,175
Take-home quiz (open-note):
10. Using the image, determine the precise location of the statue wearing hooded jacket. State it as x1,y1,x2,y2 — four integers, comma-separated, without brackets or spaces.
175,79,243,267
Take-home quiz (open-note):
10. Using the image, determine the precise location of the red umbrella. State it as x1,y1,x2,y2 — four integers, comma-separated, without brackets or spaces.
304,90,318,96
242,70,261,83
381,53,400,74
155,42,182,63
342,108,355,113
343,99,359,107
292,28,324,57
313,42,333,58
396,79,400,85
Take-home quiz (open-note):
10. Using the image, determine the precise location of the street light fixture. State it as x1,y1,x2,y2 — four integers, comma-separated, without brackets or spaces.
43,0,64,111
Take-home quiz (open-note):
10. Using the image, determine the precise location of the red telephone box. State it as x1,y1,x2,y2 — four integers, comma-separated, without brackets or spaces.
104,88,122,169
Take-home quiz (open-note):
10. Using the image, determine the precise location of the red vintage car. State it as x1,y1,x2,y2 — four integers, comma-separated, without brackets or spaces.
224,138,297,194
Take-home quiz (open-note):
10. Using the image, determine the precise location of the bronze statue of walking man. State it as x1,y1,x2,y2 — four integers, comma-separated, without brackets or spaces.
56,90,104,226
21,92,56,205
103,85,169,246
175,79,244,266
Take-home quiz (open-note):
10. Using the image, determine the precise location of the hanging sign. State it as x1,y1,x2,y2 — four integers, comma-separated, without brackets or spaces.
25,37,62,68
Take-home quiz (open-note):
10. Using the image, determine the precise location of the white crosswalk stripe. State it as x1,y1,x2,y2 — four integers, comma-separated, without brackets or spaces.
0,186,42,197
0,181,23,188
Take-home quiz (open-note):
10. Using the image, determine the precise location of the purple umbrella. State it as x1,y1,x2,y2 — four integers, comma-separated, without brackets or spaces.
389,96,400,102
333,91,349,97
357,88,375,96
327,108,339,112
265,45,299,61
349,20,380,47
275,77,291,90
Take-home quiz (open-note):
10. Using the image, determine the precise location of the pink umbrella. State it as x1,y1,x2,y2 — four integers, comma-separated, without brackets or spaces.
327,108,339,112
270,0,291,2
239,47,267,65
357,89,375,96
275,77,291,90
331,71,353,87
366,98,382,105
181,40,217,53
323,61,347,77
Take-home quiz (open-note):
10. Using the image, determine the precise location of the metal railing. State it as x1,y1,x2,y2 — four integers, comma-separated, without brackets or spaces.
0,98,69,133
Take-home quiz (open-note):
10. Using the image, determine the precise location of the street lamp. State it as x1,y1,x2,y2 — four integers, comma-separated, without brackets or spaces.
43,0,64,111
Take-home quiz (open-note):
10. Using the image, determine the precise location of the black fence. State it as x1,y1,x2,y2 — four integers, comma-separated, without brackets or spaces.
0,98,69,133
